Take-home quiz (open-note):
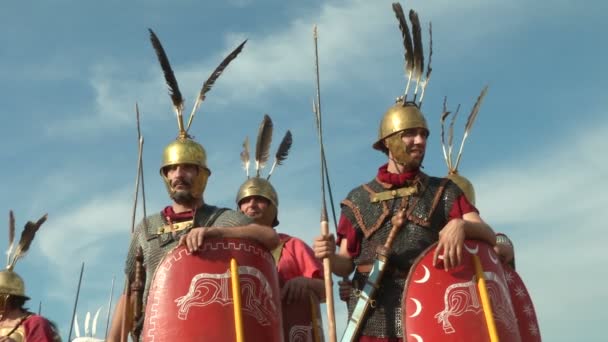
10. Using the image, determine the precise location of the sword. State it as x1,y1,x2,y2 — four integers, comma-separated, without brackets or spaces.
341,197,417,341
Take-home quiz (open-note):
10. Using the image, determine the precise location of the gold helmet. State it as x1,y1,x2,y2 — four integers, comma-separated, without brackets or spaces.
160,134,211,200
0,270,27,299
440,87,489,205
377,4,433,165
236,115,292,227
148,29,246,200
1,212,47,304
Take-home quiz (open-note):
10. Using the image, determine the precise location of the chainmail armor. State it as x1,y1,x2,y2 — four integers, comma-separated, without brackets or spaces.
124,204,252,339
342,173,462,338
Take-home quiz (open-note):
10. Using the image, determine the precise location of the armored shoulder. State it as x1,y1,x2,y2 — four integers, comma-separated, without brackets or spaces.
212,208,253,227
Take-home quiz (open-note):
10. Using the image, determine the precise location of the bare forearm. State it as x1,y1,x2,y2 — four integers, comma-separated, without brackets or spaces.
328,253,355,277
107,295,128,342
208,224,279,250
463,220,496,245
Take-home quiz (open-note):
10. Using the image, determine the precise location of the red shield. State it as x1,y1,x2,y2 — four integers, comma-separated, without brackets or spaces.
504,266,541,342
282,296,324,342
142,238,283,342
402,240,522,342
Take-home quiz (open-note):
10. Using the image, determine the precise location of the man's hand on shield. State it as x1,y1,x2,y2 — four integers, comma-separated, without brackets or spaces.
433,218,466,271
178,227,209,252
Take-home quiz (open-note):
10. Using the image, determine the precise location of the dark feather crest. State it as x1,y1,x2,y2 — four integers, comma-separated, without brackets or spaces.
274,130,293,166
409,10,424,79
392,3,414,74
149,29,184,129
8,214,47,270
255,115,274,176
186,40,247,131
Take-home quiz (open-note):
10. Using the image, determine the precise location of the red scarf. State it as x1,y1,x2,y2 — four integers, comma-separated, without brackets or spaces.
376,163,419,187
162,206,195,222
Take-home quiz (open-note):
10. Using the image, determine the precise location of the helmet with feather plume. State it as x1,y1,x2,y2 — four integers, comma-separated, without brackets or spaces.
148,29,246,200
1,211,47,307
236,115,293,227
374,3,432,167
439,87,489,205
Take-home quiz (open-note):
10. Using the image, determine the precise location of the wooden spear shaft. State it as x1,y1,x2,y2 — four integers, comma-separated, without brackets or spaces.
313,25,337,342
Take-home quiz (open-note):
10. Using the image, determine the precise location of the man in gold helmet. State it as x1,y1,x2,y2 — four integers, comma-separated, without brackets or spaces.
312,4,497,340
0,271,61,342
237,179,325,306
1,213,61,342
237,116,325,340
107,30,279,342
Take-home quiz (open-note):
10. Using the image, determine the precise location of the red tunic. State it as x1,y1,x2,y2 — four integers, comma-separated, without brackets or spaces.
276,233,323,284
0,314,59,342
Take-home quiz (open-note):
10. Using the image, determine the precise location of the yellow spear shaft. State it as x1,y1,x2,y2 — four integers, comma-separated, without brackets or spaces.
473,255,499,342
231,258,245,342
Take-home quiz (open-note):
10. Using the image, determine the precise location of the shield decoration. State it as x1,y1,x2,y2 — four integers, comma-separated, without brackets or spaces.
142,238,283,342
503,265,541,342
282,295,325,342
402,240,522,342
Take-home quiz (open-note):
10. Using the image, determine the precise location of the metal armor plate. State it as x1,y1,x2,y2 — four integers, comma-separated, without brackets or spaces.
402,240,522,342
142,238,283,342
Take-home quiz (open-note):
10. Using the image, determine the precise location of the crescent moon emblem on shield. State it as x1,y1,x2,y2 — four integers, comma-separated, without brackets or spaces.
464,242,479,255
488,248,499,264
410,333,424,342
409,298,422,317
414,266,430,283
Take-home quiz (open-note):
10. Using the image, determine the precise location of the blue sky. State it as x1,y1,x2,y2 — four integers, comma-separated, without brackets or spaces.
1,0,606,341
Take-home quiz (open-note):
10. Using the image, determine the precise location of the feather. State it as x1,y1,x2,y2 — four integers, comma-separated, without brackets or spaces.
85,311,91,337
267,130,293,179
92,307,102,336
6,210,15,266
148,29,185,133
8,214,47,270
447,104,461,169
255,115,274,177
418,22,433,106
409,9,424,95
454,86,489,169
186,40,247,132
392,3,414,77
74,313,81,338
440,97,451,170
240,136,250,178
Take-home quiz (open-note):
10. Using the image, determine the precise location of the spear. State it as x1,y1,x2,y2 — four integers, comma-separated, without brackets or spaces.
104,275,116,340
312,25,337,342
67,262,85,341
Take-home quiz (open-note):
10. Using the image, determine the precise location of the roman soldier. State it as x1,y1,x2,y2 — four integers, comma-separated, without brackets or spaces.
236,115,325,341
1,212,61,342
107,30,278,342
312,3,496,341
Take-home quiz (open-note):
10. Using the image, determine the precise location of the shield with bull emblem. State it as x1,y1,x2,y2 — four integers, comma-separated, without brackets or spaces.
142,238,283,341
503,265,541,342
402,240,522,342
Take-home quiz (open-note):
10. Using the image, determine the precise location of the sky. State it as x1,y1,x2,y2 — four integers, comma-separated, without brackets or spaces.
1,0,607,341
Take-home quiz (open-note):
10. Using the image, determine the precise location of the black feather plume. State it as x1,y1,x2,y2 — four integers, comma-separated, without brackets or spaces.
392,3,414,76
186,40,247,131
149,29,185,131
255,115,274,176
8,214,47,270
267,130,293,180
409,10,424,80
